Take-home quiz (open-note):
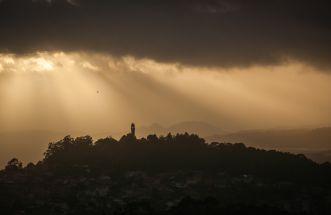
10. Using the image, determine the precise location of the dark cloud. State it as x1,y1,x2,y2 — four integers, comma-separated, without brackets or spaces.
0,0,331,68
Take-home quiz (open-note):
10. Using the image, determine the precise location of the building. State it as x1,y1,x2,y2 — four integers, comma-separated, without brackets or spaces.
131,123,135,137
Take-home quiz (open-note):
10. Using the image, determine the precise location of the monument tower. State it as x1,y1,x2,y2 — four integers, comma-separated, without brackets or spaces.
131,123,135,137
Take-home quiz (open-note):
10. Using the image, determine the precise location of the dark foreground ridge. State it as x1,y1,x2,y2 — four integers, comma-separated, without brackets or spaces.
1,131,331,214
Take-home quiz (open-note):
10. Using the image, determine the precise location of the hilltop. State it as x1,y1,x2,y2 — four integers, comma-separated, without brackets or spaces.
1,132,331,214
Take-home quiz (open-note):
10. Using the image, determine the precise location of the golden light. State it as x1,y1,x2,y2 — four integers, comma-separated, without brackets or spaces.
1,51,331,167
0,51,331,136
33,57,54,71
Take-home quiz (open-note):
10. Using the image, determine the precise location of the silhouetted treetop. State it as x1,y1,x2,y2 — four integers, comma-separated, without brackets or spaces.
25,132,328,186
1,131,330,215
95,137,118,146
5,158,23,172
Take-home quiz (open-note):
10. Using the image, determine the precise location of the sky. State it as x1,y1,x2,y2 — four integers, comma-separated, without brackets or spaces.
0,52,331,134
0,0,331,165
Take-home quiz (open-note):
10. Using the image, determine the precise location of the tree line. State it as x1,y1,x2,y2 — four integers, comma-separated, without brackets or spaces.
4,132,331,186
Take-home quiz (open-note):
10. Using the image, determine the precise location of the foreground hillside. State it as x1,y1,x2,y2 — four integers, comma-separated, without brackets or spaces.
1,133,331,214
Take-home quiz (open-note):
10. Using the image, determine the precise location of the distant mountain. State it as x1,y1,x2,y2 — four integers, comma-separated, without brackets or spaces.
206,127,331,163
138,123,166,136
138,121,223,137
169,121,223,136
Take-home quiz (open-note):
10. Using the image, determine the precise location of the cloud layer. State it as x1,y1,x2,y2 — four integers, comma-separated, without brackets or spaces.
1,51,331,134
0,0,331,68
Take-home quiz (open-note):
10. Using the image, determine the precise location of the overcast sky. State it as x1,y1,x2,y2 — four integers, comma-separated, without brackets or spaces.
0,0,331,133
1,0,331,167
1,0,331,68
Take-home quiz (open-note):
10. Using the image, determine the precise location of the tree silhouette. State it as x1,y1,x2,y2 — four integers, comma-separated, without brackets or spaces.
5,158,23,172
95,136,118,146
1,132,331,215
28,132,330,186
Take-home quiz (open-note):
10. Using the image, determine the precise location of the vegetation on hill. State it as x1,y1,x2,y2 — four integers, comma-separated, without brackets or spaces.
1,132,331,214
33,133,331,185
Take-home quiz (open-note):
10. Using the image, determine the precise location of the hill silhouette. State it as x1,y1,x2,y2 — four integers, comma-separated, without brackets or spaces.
1,132,331,214
36,133,331,185
206,127,331,163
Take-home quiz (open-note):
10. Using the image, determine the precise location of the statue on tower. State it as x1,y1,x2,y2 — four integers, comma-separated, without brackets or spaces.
131,123,135,137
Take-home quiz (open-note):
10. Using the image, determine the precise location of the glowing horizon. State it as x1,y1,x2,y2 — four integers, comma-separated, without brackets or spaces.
0,51,331,135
